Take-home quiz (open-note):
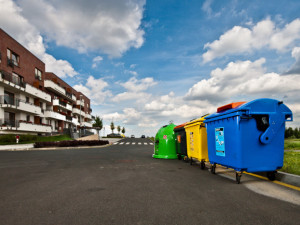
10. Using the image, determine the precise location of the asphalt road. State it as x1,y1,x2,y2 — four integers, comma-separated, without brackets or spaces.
0,138,299,225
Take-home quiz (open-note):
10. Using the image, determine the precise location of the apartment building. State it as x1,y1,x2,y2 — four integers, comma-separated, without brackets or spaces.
0,28,93,135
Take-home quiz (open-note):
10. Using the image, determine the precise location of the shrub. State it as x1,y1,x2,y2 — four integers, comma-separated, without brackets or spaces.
34,140,109,148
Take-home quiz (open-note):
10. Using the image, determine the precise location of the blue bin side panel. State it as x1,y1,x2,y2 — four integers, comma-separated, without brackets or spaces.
206,115,285,172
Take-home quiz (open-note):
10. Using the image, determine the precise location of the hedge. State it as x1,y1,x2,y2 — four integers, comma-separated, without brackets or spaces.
34,140,109,148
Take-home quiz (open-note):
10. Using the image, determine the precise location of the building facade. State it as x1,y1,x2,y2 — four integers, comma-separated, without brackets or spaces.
0,28,93,135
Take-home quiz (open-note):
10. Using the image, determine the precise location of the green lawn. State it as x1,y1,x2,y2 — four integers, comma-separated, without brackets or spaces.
0,134,72,145
284,138,300,150
280,151,300,176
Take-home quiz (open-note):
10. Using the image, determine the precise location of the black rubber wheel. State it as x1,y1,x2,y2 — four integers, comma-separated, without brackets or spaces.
267,171,277,181
190,158,193,165
177,154,181,160
236,173,241,184
211,164,216,174
200,161,205,170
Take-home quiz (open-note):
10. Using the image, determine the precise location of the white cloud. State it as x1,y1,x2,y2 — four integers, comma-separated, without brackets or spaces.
92,56,103,68
203,18,300,63
73,76,112,105
202,0,213,16
102,108,141,125
0,0,77,78
15,0,146,57
286,47,300,74
112,76,157,102
186,58,300,102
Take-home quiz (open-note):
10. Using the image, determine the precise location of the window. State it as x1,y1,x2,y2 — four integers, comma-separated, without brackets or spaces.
26,97,29,103
35,68,42,81
7,49,19,67
4,91,14,105
4,111,15,126
26,115,30,122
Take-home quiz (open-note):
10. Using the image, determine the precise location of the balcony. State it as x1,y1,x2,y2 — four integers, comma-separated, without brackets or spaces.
44,110,66,121
18,121,51,133
0,119,51,133
76,100,85,107
66,115,72,122
72,94,77,102
83,122,93,128
72,117,79,126
72,108,85,117
0,70,26,91
85,113,92,120
53,99,72,111
25,84,51,102
0,96,41,115
44,80,65,95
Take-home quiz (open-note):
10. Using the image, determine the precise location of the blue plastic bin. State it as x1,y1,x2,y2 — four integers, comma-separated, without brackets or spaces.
204,98,292,183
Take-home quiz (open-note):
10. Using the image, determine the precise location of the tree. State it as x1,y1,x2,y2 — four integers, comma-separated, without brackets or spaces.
117,125,121,134
110,122,115,134
121,127,125,135
93,116,103,138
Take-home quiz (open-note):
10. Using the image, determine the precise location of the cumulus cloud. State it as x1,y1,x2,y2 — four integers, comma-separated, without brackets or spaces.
15,0,146,57
185,58,300,102
92,56,103,68
102,108,141,125
73,76,112,105
203,18,300,63
285,47,300,74
112,76,157,102
0,0,77,78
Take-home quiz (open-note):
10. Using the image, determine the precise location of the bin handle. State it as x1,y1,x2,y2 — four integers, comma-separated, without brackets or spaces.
259,113,292,144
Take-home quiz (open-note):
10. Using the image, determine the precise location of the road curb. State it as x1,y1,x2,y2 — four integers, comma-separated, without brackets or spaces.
276,171,300,187
7,144,111,151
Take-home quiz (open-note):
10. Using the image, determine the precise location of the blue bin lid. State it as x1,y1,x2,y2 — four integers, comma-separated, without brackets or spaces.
204,98,293,145
205,98,292,122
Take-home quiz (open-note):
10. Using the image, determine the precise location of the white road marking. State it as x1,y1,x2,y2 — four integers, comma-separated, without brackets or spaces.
144,143,148,145
126,142,130,145
132,142,136,145
138,142,141,145
113,142,118,145
149,143,153,145
119,142,124,145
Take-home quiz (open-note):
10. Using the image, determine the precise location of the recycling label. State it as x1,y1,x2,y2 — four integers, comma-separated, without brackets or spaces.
215,127,225,157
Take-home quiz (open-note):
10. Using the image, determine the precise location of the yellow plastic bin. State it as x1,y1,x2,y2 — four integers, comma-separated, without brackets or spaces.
184,116,209,169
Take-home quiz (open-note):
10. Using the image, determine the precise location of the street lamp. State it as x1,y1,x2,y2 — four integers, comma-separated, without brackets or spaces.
79,94,82,137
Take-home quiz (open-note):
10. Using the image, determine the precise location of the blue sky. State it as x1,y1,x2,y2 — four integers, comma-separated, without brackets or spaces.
1,0,300,136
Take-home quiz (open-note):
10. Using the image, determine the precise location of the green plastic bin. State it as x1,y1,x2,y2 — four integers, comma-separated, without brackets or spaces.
153,123,177,159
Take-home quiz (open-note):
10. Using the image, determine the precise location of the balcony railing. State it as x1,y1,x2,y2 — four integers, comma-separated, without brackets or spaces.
44,80,65,95
25,83,51,102
44,110,66,121
0,96,42,114
66,115,72,121
0,119,17,127
0,70,26,88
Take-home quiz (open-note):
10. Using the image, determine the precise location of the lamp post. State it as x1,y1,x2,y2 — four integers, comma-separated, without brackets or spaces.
79,94,82,137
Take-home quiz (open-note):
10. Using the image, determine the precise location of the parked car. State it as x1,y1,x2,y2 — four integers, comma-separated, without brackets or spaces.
141,135,145,138
131,135,135,138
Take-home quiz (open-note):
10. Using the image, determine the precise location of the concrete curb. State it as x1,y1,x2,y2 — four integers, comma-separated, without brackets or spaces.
277,171,300,187
6,144,111,151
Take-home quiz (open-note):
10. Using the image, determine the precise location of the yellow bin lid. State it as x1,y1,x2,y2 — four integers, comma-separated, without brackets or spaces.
184,115,208,128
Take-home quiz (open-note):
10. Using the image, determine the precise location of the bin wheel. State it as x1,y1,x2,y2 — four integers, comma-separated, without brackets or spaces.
200,161,205,170
236,172,242,184
211,164,216,174
190,158,193,165
184,156,189,163
177,154,181,160
267,171,277,181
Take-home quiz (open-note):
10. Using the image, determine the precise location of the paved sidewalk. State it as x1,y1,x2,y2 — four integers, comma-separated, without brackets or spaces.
0,144,34,151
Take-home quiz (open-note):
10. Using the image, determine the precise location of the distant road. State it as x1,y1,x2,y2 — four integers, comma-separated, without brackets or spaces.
0,138,299,225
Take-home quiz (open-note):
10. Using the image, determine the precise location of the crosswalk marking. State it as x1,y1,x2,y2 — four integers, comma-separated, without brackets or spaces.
119,142,124,145
149,143,153,145
126,142,130,145
132,142,135,145
144,143,148,145
138,142,141,145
